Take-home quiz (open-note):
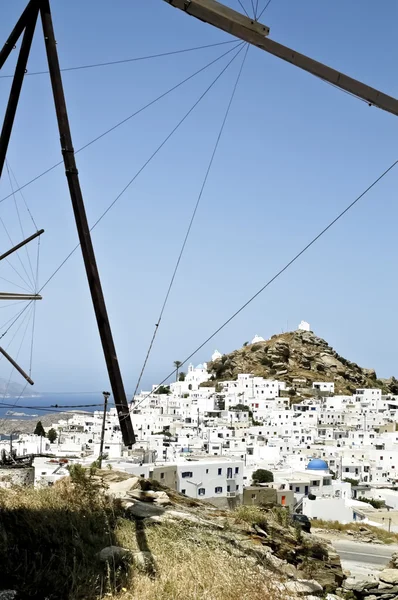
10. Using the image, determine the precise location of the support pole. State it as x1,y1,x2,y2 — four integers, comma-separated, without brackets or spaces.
0,5,39,178
39,0,135,446
0,229,44,262
0,346,34,385
0,0,39,70
98,391,110,469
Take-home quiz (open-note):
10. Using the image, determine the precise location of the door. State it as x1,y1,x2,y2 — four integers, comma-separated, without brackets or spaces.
305,486,309,495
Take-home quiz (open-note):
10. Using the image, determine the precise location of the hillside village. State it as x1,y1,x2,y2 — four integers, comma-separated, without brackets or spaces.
2,322,398,536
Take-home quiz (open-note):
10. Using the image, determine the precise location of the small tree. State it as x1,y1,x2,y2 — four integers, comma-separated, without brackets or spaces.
243,341,249,347
173,360,182,382
34,421,45,437
47,428,57,443
178,371,186,382
252,469,274,484
156,385,171,395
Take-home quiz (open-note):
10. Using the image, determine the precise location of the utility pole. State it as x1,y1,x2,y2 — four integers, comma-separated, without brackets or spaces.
162,0,398,117
98,391,110,469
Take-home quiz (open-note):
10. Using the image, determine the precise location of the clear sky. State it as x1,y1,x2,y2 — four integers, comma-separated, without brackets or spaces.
0,0,397,393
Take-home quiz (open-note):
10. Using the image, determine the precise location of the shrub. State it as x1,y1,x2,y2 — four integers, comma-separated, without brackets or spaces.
252,469,274,483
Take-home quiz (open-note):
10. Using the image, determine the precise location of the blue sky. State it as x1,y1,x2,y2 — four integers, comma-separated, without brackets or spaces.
0,0,397,393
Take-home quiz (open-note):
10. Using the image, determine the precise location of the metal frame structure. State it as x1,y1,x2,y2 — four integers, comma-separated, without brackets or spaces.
0,0,136,446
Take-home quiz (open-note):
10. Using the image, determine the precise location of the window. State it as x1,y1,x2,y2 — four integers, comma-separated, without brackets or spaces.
160,472,165,480
181,489,186,495
182,471,193,478
206,469,209,474
198,488,205,496
227,468,233,478
251,493,256,499
215,486,223,494
218,468,222,475
227,485,230,492
236,485,239,491
295,486,300,493
235,466,239,474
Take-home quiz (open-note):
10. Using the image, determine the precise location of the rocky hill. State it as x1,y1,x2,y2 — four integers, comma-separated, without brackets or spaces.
207,329,398,396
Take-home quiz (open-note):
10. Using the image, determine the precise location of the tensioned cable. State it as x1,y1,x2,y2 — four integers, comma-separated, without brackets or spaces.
236,0,250,18
0,42,242,206
0,40,238,78
0,402,103,409
0,216,34,291
131,45,250,401
7,162,39,230
0,43,245,346
36,43,246,295
130,158,398,413
29,236,40,376
256,0,273,21
6,161,36,285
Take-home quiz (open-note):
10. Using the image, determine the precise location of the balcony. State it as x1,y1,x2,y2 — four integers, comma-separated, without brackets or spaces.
227,491,236,498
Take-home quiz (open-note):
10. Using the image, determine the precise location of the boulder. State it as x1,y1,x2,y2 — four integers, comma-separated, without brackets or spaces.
133,551,156,571
125,501,165,519
389,553,398,569
284,579,323,596
98,545,131,563
380,571,398,586
344,576,379,592
106,476,140,498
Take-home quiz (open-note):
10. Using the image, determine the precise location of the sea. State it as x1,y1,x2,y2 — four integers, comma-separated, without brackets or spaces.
0,392,106,420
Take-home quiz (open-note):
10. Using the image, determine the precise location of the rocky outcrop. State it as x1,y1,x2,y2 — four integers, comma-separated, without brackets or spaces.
108,476,344,594
343,568,398,600
207,329,396,395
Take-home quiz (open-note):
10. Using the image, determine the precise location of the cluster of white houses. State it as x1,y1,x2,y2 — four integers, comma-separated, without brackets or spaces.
2,327,398,531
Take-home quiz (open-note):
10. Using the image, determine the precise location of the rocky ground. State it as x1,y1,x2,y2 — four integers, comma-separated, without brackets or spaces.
207,329,398,395
343,552,398,600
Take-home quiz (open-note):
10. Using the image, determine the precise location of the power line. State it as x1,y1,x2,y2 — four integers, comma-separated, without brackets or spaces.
130,158,398,413
0,42,242,207
131,45,250,400
36,43,245,295
0,40,238,79
0,43,245,348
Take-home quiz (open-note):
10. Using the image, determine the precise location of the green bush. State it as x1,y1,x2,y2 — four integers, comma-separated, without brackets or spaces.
252,469,274,483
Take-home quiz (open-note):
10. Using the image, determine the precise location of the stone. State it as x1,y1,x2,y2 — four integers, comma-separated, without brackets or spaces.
106,476,139,498
133,551,156,571
98,545,131,563
344,576,379,592
389,554,398,569
284,579,323,596
379,583,394,590
166,510,224,529
380,571,398,586
125,501,165,519
326,595,341,600
0,593,17,600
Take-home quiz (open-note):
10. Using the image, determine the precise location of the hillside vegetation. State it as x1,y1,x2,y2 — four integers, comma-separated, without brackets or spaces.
207,329,398,396
0,468,343,599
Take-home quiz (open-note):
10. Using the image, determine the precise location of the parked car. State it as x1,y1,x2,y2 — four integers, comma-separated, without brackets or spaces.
291,513,311,533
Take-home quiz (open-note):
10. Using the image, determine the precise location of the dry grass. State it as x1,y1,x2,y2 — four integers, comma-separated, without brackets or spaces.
313,519,398,544
115,519,284,600
0,470,289,600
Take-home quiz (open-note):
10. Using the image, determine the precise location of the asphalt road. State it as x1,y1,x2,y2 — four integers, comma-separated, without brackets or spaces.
331,540,398,574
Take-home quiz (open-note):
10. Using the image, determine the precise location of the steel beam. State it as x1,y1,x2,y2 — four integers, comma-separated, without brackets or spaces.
0,346,34,385
163,0,398,117
0,0,39,70
39,0,136,446
0,5,39,178
0,229,44,262
0,293,42,300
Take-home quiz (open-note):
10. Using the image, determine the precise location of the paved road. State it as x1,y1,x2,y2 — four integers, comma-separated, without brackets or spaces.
331,540,398,576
